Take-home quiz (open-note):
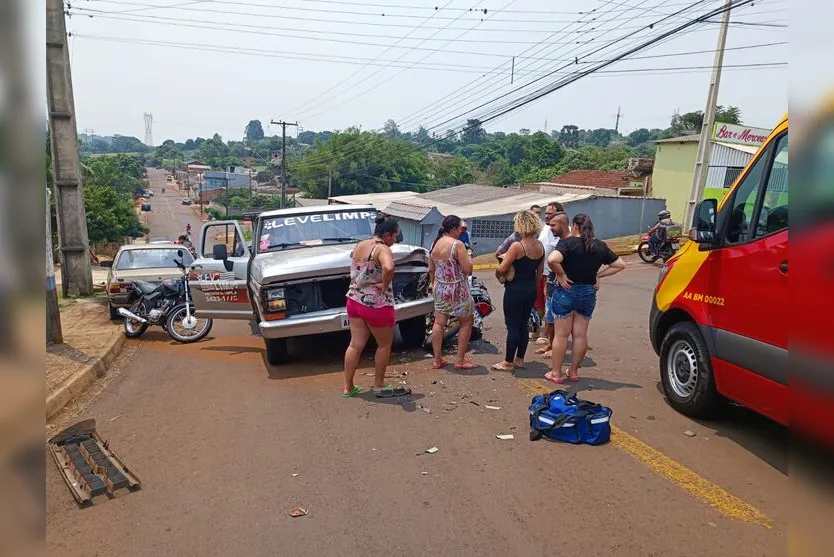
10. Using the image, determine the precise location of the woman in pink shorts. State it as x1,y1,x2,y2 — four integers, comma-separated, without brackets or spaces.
343,214,411,399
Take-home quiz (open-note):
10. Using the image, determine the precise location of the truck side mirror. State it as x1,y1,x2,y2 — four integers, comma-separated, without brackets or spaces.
212,244,229,260
689,198,717,244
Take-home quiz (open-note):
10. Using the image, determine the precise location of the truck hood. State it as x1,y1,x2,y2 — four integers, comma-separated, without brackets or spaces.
251,243,429,285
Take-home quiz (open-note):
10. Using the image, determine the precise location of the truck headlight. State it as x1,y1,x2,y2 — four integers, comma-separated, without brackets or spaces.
266,287,286,311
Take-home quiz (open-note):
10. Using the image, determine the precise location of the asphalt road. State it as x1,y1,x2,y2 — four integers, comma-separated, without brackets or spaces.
46,169,788,556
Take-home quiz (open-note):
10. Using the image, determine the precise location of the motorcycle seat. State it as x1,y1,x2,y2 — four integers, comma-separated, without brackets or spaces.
133,280,159,295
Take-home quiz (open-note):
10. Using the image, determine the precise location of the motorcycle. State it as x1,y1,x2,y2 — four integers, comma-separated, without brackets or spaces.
424,274,495,349
638,227,681,264
117,249,213,343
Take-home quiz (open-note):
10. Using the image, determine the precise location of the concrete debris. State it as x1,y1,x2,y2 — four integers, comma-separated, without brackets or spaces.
496,434,514,440
646,415,656,421
418,405,432,414
425,447,439,454
485,405,501,410
292,473,299,477
684,430,697,437
289,506,308,518
421,472,428,476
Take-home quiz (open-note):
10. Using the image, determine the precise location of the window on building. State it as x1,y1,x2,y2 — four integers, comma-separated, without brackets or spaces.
470,219,514,239
723,166,744,188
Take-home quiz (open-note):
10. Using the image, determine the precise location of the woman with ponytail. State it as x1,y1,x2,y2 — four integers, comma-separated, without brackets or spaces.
429,215,476,370
545,213,626,384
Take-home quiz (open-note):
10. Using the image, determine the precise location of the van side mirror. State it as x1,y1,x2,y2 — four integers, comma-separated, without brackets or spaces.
212,244,229,260
689,199,717,244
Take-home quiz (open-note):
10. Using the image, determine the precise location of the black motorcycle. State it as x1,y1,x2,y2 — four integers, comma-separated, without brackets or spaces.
638,227,681,264
117,250,213,343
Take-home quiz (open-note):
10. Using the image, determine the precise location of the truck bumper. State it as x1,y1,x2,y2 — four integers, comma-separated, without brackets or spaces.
259,297,434,340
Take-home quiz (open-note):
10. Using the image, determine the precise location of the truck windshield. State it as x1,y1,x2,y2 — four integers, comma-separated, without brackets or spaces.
258,210,376,251
115,248,193,270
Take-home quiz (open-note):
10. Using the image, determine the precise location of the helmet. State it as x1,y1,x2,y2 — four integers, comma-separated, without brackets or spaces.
657,210,671,220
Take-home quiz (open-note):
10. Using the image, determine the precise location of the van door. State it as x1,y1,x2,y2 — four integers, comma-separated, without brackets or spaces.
189,220,254,320
706,129,789,423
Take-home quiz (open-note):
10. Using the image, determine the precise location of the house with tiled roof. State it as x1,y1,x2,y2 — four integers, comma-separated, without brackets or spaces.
549,170,645,192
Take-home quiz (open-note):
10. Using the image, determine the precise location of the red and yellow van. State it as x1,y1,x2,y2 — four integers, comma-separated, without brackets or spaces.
649,115,791,429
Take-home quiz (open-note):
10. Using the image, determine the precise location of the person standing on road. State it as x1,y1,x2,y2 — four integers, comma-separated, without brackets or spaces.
430,215,477,371
546,214,626,384
533,202,565,347
342,215,410,399
493,210,544,372
536,209,570,358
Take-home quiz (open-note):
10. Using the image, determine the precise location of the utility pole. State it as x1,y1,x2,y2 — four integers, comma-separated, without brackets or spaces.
47,0,93,297
270,120,298,208
684,0,732,231
328,169,333,200
47,189,63,344
510,56,515,84
614,106,622,133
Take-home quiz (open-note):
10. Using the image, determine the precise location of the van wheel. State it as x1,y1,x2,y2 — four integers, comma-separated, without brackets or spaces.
659,322,723,418
265,338,288,365
399,315,428,349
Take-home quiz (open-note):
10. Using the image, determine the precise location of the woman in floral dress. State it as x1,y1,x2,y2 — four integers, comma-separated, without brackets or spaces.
429,215,477,370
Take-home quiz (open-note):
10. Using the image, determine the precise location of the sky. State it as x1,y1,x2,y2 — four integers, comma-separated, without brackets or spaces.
59,0,788,143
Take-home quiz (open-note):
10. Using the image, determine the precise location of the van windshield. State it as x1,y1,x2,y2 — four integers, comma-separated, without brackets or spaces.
258,209,376,251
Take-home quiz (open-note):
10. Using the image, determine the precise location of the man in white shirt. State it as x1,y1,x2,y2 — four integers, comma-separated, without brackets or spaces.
535,204,569,352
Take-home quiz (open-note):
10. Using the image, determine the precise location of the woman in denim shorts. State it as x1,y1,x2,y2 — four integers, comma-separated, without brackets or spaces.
545,214,626,384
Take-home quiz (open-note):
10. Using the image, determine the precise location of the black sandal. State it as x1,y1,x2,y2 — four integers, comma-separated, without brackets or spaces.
374,385,412,398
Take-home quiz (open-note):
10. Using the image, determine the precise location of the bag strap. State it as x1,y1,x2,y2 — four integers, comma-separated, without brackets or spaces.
531,407,571,432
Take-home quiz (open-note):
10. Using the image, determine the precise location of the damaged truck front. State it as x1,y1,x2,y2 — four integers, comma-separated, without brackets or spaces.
187,205,433,364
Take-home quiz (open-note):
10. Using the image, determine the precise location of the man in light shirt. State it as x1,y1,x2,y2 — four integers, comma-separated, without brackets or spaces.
536,203,569,352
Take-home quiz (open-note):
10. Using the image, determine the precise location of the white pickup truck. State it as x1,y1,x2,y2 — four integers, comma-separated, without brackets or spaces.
188,204,433,364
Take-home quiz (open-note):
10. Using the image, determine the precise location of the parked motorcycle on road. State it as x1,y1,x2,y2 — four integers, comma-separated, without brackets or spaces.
638,227,681,264
423,274,495,349
117,249,213,343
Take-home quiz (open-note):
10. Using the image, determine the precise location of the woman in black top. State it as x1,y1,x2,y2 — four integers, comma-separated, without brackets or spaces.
545,214,626,384
493,210,544,372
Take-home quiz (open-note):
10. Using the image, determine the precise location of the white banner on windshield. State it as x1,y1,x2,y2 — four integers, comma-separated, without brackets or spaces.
262,211,375,230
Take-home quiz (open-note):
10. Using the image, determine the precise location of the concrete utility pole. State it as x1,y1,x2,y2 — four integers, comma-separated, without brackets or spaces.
614,106,622,133
683,0,732,231
47,189,63,344
270,120,298,208
47,0,93,296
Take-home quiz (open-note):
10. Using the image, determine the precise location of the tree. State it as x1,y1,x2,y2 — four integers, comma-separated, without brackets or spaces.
526,131,564,168
715,105,741,125
627,128,654,146
414,126,431,145
245,120,265,141
558,125,580,149
183,138,196,151
584,128,616,147
298,130,316,145
519,128,531,136
430,155,474,187
255,169,275,184
162,139,176,147
382,119,401,139
461,119,486,144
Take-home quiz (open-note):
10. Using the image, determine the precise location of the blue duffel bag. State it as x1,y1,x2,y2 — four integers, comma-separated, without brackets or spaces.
528,390,612,445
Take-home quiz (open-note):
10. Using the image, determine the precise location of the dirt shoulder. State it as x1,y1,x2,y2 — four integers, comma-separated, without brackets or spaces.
46,297,121,398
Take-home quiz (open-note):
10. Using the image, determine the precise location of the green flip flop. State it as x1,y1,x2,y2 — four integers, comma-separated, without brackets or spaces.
342,385,363,398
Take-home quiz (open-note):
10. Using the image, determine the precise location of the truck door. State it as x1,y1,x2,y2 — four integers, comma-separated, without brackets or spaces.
189,220,254,320
707,129,789,422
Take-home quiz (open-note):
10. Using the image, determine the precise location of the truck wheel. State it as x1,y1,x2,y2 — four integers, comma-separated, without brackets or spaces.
659,322,723,418
264,338,289,365
399,315,428,349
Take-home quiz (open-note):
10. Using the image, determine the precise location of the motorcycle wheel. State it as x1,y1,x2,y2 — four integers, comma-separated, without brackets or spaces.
123,301,149,338
165,305,213,343
638,242,660,263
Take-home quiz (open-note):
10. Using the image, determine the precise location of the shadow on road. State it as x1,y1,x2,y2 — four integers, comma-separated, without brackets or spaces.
354,391,427,412
652,382,789,475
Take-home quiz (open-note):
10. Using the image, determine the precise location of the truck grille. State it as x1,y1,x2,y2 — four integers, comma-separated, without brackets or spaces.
281,272,428,317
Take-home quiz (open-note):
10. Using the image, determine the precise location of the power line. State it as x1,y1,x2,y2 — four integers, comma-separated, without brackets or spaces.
415,0,759,155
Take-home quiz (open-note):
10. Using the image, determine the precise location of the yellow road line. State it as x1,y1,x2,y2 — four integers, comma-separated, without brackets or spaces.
516,378,772,529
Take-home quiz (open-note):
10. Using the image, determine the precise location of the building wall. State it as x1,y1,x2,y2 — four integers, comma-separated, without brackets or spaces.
651,141,699,223
468,196,667,255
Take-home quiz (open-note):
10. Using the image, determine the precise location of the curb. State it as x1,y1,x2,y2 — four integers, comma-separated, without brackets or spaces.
46,332,126,420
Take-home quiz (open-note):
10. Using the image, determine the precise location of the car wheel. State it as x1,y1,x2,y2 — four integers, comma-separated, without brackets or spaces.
264,338,289,365
109,302,120,321
659,321,723,418
399,315,428,349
